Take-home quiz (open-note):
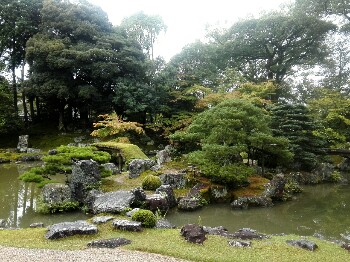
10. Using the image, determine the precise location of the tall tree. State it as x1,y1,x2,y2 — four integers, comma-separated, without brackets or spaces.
26,0,146,129
0,0,42,115
120,11,166,60
214,12,336,98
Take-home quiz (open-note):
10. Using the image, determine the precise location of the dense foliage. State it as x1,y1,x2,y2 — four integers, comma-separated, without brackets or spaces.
1,0,350,187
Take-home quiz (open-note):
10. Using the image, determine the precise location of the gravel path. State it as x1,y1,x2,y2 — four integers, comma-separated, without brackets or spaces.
0,245,190,262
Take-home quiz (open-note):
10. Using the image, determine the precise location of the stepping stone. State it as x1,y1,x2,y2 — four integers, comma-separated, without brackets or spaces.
45,220,98,240
87,238,131,248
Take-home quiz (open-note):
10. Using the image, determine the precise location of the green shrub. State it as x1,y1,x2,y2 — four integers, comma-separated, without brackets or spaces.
131,209,157,228
36,197,80,214
142,174,162,190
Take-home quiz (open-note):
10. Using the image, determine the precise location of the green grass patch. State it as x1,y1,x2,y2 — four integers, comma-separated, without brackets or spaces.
0,225,348,262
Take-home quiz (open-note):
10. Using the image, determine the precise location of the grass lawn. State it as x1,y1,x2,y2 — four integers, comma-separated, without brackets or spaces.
0,222,348,262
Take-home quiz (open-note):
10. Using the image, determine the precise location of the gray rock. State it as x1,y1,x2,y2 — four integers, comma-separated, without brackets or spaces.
159,173,187,189
16,155,42,162
45,221,98,240
264,174,289,201
231,228,269,240
155,219,176,229
101,163,120,175
126,208,140,217
0,219,6,228
131,187,146,205
210,185,229,202
26,148,41,154
48,149,58,155
178,197,202,211
70,160,101,204
74,136,86,143
29,223,44,228
41,183,72,206
228,240,251,247
231,196,273,209
286,240,318,251
112,219,142,232
17,135,29,153
128,159,156,178
92,191,135,214
87,238,131,248
339,158,350,171
156,185,177,208
180,224,207,244
156,146,173,166
203,226,229,236
313,163,334,182
145,194,169,213
92,216,114,224
341,243,350,252
0,158,10,164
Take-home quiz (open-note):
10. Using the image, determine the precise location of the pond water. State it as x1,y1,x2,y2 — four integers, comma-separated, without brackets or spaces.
1,163,350,241
0,163,89,228
166,182,350,241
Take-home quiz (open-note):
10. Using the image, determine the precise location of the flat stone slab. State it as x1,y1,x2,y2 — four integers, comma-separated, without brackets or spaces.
30,223,44,228
87,238,131,248
45,221,98,240
228,240,251,247
112,219,142,232
92,216,114,224
92,191,135,214
286,240,318,251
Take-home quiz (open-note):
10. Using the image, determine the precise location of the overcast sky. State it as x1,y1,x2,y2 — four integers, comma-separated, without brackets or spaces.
88,0,293,60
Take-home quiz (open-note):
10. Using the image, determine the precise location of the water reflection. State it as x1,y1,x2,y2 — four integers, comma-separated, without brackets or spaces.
166,182,350,240
0,163,89,228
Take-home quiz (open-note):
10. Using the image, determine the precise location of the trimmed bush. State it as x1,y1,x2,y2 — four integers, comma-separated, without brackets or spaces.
142,175,162,190
131,209,157,228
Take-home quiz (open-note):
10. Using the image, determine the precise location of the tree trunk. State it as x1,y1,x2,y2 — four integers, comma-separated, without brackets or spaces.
21,64,28,124
29,97,34,121
58,103,65,131
36,97,40,119
12,66,18,115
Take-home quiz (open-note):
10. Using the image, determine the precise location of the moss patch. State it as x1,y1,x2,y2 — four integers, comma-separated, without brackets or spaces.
233,176,270,198
94,142,148,163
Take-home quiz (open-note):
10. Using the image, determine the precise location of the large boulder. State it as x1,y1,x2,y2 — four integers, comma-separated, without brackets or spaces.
313,163,335,182
92,190,135,214
69,160,101,203
178,197,202,211
145,194,169,213
180,224,207,244
210,185,229,203
45,221,98,240
128,159,156,178
231,196,273,209
156,185,177,208
339,158,350,172
17,135,29,153
130,187,147,206
159,172,187,189
41,183,72,206
263,174,302,201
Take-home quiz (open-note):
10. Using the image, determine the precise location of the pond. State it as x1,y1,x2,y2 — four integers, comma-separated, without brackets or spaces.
1,162,350,241
0,163,89,228
166,181,350,241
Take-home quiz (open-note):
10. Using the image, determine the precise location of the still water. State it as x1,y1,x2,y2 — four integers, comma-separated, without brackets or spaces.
166,182,350,240
0,163,89,228
1,163,350,240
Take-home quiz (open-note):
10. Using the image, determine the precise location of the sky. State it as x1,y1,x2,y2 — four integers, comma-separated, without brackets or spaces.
92,0,292,60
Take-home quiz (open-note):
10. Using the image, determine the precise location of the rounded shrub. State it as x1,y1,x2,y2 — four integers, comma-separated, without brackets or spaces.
142,174,161,190
131,209,157,228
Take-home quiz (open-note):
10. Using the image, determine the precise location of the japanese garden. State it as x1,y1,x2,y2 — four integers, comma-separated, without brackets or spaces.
1,0,350,261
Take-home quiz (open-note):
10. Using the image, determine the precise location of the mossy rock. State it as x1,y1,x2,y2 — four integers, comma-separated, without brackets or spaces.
94,142,148,163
